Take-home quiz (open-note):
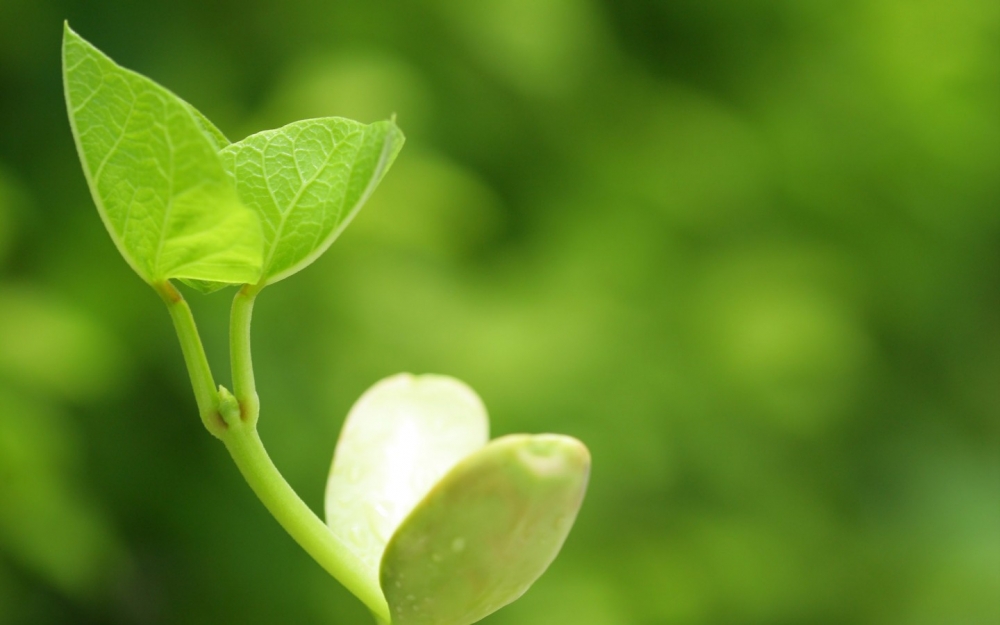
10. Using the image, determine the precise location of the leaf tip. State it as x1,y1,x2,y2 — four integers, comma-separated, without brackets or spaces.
515,434,591,480
61,21,74,57
62,20,82,46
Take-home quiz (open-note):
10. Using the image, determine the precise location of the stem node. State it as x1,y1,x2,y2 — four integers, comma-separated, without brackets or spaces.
158,280,389,620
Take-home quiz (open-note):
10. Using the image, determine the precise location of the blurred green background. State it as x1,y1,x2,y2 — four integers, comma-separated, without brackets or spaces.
1,0,998,623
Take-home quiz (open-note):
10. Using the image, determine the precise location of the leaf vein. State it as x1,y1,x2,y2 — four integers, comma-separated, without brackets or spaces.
93,91,138,184
261,130,351,273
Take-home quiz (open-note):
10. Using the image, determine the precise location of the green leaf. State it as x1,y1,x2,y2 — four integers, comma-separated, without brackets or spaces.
325,374,488,609
177,277,233,294
220,116,404,285
62,24,262,286
186,103,231,151
380,434,590,625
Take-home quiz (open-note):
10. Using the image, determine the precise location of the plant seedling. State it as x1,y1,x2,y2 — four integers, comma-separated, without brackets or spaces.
62,23,590,625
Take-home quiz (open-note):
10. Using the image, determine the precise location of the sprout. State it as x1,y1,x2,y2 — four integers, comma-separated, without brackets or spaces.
64,24,591,624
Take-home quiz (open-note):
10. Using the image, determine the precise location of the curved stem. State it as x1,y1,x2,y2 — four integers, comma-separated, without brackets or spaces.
155,281,224,437
221,424,389,621
158,281,389,620
224,283,390,621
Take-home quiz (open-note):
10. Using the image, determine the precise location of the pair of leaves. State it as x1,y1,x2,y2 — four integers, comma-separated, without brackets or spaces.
326,375,590,625
62,24,403,290
63,25,590,625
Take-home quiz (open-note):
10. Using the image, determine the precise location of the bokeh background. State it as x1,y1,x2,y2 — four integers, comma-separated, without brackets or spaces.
1,0,998,623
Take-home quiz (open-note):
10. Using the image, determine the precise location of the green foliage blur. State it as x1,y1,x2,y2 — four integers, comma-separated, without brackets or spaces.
1,0,998,623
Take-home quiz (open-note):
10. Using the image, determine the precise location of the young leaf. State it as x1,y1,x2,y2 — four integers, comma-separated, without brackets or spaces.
62,24,262,286
177,277,232,294
380,434,591,625
220,116,404,285
186,103,231,151
325,374,488,606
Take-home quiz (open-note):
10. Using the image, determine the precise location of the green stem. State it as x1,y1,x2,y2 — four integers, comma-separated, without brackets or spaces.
230,283,261,424
223,283,390,622
155,281,224,437
221,424,390,621
157,281,389,620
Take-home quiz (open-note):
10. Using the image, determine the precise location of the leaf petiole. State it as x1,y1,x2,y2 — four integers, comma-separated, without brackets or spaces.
157,279,390,620
154,281,226,437
229,283,261,425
